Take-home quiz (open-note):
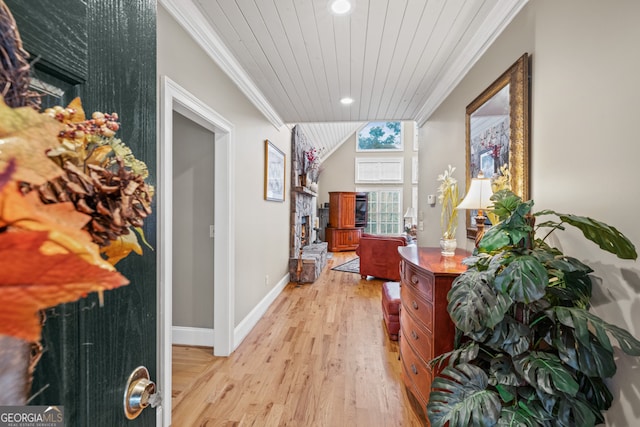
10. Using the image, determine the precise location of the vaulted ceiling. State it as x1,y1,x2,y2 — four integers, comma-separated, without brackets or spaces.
160,0,528,160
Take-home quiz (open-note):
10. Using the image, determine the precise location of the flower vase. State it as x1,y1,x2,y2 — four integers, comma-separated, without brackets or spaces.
440,237,457,257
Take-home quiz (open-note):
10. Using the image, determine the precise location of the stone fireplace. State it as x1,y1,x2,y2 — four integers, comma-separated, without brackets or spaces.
291,194,314,257
289,126,327,283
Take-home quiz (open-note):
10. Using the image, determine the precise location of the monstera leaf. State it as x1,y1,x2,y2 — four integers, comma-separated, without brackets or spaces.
509,389,558,426
448,270,512,334
485,316,531,357
553,323,616,378
543,255,593,308
521,387,597,426
428,363,501,427
490,355,525,393
431,341,480,371
513,352,579,397
489,191,523,222
494,255,548,303
536,210,637,260
577,374,613,413
496,407,536,427
555,307,640,356
556,396,597,427
558,213,637,260
543,254,593,275
480,199,534,251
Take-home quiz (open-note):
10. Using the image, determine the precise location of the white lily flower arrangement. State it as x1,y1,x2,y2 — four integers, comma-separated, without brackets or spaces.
437,165,461,240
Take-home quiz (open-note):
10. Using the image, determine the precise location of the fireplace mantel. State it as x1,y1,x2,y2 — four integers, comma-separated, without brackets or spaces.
293,186,318,197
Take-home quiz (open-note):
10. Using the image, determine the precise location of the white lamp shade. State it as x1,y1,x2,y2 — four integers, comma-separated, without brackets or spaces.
457,177,493,210
403,207,416,219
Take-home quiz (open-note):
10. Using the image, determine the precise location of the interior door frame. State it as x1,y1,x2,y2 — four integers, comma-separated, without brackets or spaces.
158,76,235,426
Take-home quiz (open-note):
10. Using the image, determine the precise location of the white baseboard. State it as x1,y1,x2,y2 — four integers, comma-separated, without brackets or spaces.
234,273,290,348
171,273,289,350
172,326,215,347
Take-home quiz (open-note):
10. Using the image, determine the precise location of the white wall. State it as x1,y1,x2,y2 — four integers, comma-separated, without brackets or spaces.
420,0,640,424
158,6,291,326
172,111,215,328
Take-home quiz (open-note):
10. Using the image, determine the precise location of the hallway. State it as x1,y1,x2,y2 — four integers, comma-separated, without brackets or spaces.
172,252,423,426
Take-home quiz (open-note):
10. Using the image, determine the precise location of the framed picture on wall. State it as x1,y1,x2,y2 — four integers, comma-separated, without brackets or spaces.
264,139,286,202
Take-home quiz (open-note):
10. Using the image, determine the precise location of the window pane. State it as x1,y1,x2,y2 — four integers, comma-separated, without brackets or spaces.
358,188,402,235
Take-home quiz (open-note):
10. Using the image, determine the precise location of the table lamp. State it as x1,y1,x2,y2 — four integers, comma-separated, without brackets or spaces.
457,172,493,246
403,207,416,230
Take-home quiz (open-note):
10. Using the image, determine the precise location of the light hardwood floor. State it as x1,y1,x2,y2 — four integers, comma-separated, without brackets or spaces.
172,251,424,426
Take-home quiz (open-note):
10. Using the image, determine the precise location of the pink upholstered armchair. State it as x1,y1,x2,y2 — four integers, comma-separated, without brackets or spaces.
355,233,407,281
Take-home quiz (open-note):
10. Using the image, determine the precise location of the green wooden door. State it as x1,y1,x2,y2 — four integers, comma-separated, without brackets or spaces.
5,1,158,425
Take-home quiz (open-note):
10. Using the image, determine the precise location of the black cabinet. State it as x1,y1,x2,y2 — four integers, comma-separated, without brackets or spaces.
318,207,329,241
355,192,368,228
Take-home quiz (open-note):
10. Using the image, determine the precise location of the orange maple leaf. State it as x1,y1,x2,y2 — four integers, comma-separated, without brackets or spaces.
0,181,130,341
0,230,128,342
0,182,111,269
0,97,64,185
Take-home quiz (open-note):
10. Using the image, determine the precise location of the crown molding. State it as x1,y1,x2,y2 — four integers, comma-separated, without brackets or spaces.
415,0,529,127
159,0,285,129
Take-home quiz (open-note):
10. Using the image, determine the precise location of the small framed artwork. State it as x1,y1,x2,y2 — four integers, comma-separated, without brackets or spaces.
264,139,286,202
356,121,403,151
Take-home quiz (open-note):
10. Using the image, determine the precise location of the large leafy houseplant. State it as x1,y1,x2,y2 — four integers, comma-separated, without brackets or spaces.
427,190,639,427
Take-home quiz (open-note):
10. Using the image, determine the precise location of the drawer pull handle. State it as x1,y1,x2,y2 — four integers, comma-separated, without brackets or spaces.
411,275,419,285
411,364,418,375
412,301,418,310
411,330,418,340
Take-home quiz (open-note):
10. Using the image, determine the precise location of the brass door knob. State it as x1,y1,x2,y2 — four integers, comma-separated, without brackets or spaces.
123,366,161,420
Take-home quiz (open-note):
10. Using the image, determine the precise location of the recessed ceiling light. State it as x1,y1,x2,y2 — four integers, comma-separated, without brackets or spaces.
330,0,352,15
340,97,354,105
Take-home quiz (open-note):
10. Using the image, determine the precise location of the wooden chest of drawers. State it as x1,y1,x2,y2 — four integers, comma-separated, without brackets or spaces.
398,246,470,422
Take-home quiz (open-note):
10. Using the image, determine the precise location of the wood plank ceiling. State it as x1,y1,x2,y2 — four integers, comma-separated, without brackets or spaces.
162,0,528,160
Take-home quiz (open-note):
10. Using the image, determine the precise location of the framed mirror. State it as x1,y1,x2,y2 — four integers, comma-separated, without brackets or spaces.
465,53,530,238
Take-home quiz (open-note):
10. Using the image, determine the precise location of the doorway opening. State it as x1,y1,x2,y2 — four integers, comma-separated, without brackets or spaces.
172,111,215,345
158,76,235,427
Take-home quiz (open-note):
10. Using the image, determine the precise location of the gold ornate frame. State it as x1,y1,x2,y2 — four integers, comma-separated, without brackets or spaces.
465,53,530,238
